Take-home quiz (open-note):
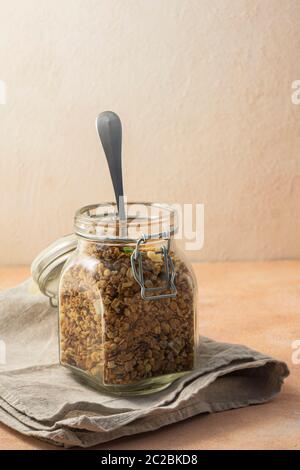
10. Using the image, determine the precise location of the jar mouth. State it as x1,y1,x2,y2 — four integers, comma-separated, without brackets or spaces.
74,202,177,241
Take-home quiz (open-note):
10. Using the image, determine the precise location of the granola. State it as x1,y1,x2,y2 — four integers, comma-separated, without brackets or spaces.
59,243,195,386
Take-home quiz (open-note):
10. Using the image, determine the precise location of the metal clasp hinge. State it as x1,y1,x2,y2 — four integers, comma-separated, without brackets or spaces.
130,236,177,301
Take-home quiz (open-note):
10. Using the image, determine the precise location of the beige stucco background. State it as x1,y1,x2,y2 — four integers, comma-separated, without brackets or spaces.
0,0,299,264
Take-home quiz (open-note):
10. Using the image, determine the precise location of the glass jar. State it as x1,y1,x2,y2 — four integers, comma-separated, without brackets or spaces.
59,202,198,395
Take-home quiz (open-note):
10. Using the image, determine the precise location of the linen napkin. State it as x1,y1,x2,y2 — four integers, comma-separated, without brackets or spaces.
0,280,289,448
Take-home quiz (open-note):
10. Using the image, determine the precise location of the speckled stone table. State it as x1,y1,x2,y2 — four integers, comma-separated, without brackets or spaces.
0,261,299,450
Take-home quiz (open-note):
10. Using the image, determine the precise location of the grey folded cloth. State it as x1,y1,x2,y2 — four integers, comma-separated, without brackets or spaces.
0,280,289,448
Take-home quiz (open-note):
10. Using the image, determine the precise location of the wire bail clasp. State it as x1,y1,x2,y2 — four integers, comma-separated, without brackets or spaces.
130,234,177,301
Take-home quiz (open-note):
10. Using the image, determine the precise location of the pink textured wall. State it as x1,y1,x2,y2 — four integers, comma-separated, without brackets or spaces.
0,0,299,263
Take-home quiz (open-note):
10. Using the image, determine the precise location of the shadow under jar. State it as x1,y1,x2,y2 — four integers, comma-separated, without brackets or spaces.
59,202,198,395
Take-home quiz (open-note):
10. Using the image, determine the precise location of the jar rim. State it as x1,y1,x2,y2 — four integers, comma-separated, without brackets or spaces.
74,202,177,242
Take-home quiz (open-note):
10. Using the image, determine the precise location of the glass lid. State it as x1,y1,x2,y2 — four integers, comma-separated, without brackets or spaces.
31,234,77,306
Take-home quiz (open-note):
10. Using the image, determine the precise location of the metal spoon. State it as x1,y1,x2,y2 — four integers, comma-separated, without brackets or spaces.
95,111,126,227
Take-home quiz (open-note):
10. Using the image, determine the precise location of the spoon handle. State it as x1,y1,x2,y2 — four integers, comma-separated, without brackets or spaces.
96,111,126,222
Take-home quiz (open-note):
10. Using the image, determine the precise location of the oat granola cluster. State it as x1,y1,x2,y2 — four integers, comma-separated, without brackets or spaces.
59,242,195,386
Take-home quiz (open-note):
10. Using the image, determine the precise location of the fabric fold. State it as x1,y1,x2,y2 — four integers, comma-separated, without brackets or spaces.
0,280,289,447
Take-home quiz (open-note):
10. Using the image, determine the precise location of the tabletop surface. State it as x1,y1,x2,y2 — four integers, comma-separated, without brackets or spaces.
0,261,299,450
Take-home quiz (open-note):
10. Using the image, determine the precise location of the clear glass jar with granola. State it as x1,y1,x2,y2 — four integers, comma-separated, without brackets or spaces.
59,202,198,395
